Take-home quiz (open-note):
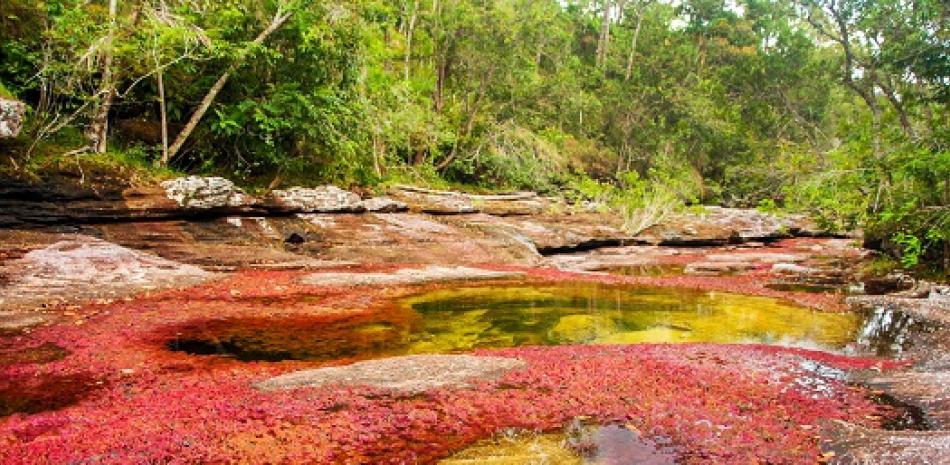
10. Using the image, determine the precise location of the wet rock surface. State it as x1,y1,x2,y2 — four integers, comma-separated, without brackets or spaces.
257,354,527,393
0,228,927,464
0,178,179,226
92,218,351,271
1,175,831,260
821,421,950,465
440,423,679,465
820,287,950,464
2,175,939,464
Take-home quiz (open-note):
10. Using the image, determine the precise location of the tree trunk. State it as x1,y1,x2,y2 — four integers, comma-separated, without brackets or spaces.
433,39,455,114
624,6,643,81
879,78,914,139
166,8,293,161
157,67,169,166
434,60,445,113
595,0,613,68
371,131,382,176
88,0,119,153
436,66,495,171
404,0,419,81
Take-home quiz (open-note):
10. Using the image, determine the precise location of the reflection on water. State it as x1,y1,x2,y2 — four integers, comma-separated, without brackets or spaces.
167,310,418,362
439,423,679,465
0,373,98,417
167,283,931,363
404,284,863,354
594,264,686,277
764,282,845,294
851,307,939,357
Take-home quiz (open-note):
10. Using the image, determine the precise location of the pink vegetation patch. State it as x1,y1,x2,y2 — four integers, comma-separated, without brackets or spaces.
0,269,901,464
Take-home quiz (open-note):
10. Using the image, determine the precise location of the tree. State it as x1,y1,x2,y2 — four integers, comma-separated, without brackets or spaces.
165,2,294,161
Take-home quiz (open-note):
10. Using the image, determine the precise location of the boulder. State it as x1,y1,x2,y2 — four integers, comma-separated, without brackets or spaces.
266,186,364,213
0,98,25,139
160,176,255,210
284,213,543,265
389,186,549,216
0,180,211,227
848,293,950,326
256,354,526,394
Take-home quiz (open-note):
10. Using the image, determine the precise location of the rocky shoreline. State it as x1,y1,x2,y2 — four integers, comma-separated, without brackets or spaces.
1,175,947,464
820,290,950,464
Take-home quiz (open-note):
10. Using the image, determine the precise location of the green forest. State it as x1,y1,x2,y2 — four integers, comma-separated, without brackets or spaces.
0,0,948,270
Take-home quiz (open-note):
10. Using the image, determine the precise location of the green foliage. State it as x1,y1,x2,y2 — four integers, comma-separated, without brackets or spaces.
893,232,923,269
756,199,779,215
0,82,13,99
860,256,901,278
0,0,947,268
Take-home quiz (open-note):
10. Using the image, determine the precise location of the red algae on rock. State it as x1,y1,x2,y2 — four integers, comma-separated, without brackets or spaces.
0,265,905,464
0,340,899,464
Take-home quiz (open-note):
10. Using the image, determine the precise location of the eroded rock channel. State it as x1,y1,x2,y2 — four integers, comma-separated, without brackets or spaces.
1,176,947,464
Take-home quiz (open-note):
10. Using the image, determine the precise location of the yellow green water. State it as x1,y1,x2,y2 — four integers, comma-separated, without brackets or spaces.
167,282,865,362
402,283,863,354
439,424,677,465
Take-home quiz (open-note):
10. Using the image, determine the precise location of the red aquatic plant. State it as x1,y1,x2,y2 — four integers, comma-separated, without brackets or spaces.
0,342,896,464
0,255,902,465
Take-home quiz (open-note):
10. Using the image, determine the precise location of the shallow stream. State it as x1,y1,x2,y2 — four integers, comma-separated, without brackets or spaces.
167,282,887,362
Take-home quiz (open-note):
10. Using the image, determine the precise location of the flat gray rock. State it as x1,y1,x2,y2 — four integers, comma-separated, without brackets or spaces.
257,354,526,393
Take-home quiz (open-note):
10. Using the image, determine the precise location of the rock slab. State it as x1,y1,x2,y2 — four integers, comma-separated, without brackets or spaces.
361,197,409,213
257,354,526,393
0,235,212,317
636,207,818,245
301,266,524,286
388,185,545,215
821,421,950,465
